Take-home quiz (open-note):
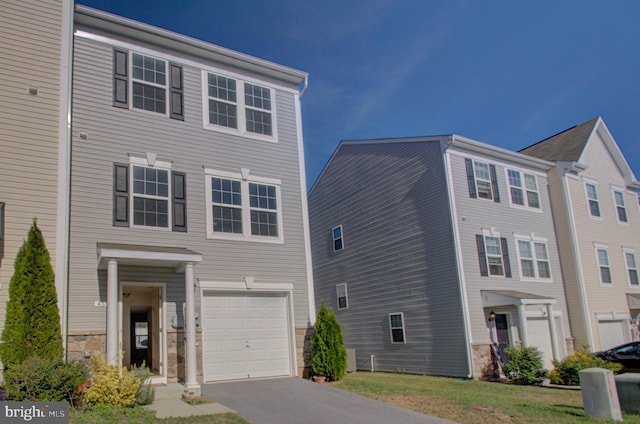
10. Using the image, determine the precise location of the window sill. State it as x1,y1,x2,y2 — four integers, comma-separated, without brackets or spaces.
206,232,284,244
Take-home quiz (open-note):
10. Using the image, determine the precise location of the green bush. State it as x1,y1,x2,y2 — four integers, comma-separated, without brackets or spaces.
132,363,156,406
502,345,547,385
310,302,347,381
84,355,140,409
4,356,89,405
0,221,63,369
548,350,623,386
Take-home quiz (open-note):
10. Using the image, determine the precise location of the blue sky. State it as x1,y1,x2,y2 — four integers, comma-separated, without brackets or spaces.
77,0,640,188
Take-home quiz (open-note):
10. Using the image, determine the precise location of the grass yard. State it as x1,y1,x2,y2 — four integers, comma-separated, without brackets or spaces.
69,407,249,424
333,372,640,424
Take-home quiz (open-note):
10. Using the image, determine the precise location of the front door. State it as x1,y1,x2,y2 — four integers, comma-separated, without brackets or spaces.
495,314,510,364
131,310,150,368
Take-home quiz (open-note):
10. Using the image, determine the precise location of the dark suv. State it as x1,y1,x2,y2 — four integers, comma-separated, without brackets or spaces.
596,341,640,372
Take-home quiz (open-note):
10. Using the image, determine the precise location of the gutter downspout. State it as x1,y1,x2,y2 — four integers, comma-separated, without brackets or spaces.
56,0,74,360
442,137,475,378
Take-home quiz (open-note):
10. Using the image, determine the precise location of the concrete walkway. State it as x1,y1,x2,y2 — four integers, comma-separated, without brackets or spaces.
143,383,235,419
203,377,456,424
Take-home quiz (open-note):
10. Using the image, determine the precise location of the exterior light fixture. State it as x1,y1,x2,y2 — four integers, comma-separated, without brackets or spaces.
488,310,496,322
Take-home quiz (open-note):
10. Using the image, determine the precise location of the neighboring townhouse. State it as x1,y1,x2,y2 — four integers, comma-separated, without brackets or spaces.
521,116,640,351
0,0,73,365
67,6,314,392
309,136,572,378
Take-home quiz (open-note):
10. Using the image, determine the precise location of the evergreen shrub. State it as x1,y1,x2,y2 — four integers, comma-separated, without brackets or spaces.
503,345,547,385
548,350,623,386
310,302,347,381
84,355,140,409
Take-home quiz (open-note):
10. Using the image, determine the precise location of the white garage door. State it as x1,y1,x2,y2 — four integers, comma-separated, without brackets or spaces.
202,292,291,382
598,320,627,351
527,318,554,370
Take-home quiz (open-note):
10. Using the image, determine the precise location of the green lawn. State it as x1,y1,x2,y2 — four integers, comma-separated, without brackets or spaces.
333,372,640,424
69,407,249,424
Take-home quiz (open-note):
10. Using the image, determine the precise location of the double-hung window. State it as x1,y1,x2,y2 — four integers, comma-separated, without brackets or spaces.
332,225,344,251
585,182,601,218
113,49,184,120
336,283,348,309
612,189,628,223
389,313,406,344
624,249,639,286
465,158,500,202
507,169,540,209
205,168,283,242
203,71,275,140
516,238,551,280
595,245,612,285
476,233,512,277
113,157,187,232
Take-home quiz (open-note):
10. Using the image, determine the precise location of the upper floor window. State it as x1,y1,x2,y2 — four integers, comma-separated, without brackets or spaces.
624,249,639,286
585,182,601,218
203,72,275,140
113,156,187,232
333,225,344,251
205,168,283,243
507,169,540,209
595,246,612,285
336,283,348,309
476,234,512,277
516,238,551,280
389,312,406,344
465,158,500,202
612,189,628,223
113,49,184,120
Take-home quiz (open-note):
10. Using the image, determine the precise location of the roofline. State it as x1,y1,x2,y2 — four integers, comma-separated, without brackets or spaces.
74,5,308,87
589,117,640,189
309,133,554,194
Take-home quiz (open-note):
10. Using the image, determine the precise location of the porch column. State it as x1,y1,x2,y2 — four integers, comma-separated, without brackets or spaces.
546,304,561,361
106,259,119,365
517,304,529,347
184,263,199,390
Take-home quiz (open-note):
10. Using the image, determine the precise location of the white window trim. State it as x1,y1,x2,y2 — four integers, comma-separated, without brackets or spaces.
336,283,348,310
388,312,406,344
204,167,284,244
594,243,612,286
481,229,505,277
505,168,542,212
473,159,493,201
611,187,629,225
332,225,344,252
623,248,639,288
201,70,278,143
583,179,602,220
514,234,552,282
129,156,173,231
129,51,170,117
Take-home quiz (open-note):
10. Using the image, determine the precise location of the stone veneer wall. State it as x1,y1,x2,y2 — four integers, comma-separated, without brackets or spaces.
296,326,313,378
471,343,499,380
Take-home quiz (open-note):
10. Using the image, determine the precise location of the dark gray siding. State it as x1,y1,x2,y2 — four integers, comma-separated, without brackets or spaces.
68,35,310,333
309,141,469,377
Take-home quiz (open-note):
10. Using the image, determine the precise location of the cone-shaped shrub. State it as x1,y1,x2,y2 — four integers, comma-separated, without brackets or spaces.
0,220,63,369
310,302,347,381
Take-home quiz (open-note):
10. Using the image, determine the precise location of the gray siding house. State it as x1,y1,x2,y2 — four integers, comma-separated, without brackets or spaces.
67,6,314,391
309,135,573,378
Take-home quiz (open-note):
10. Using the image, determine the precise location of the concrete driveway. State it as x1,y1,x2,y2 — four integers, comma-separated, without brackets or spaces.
202,377,456,424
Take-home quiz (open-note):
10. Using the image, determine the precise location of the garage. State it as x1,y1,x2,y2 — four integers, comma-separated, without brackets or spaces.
527,317,554,370
598,319,628,351
201,292,292,382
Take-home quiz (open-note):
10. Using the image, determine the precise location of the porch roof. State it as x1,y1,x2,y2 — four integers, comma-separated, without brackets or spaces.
97,243,202,272
480,290,556,308
627,293,640,310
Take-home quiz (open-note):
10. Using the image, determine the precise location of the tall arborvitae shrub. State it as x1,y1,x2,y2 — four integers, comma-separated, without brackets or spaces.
0,220,63,369
310,302,347,381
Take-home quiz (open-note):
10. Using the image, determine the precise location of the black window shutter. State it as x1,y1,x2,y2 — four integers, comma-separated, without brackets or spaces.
113,49,129,108
490,164,500,203
501,237,512,278
169,64,184,120
172,171,187,232
465,158,477,198
476,234,488,276
113,163,129,226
